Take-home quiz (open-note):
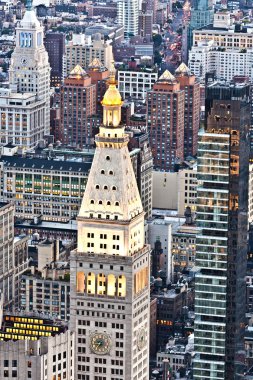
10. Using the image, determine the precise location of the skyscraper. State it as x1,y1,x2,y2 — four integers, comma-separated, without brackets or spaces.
138,2,153,37
188,0,213,51
9,0,51,134
87,58,110,114
63,33,113,78
194,80,250,379
70,66,150,379
60,65,96,147
117,0,139,37
147,70,185,171
44,32,65,87
175,63,200,158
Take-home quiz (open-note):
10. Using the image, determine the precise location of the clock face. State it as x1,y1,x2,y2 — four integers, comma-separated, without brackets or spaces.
90,332,112,355
137,327,147,350
20,57,28,66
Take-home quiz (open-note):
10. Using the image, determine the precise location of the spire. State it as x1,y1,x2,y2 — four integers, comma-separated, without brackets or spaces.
101,61,122,114
20,0,40,28
26,0,33,11
108,60,117,85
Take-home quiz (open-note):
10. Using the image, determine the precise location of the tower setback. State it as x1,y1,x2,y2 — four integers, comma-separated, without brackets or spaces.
70,65,150,379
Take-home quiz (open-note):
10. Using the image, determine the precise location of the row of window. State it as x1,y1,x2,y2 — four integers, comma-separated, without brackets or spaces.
90,200,119,206
95,185,117,191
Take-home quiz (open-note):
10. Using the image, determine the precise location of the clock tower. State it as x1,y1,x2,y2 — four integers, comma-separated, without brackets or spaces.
70,65,150,380
9,0,50,134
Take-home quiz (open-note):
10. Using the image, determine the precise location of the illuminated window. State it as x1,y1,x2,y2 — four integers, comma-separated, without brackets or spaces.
107,274,116,296
117,275,126,297
87,273,95,294
97,273,106,295
77,272,85,292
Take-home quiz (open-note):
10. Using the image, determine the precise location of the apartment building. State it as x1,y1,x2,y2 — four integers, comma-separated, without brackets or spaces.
118,65,158,100
63,33,113,78
2,155,90,222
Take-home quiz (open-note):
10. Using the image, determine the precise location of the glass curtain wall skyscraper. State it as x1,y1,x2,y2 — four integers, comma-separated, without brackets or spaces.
193,80,250,380
188,0,213,51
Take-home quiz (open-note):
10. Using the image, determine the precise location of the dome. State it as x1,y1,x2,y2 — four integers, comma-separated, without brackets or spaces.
102,84,122,106
101,61,123,107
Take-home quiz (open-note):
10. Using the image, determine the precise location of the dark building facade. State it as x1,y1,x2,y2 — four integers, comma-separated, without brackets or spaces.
44,32,65,87
194,80,250,379
175,63,200,158
155,285,188,350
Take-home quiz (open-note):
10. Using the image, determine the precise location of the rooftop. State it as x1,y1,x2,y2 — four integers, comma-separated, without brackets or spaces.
15,219,78,232
1,155,91,173
69,64,88,78
158,70,176,82
175,62,191,76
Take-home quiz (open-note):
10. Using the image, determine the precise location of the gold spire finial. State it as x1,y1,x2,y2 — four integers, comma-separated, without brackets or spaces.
108,60,116,85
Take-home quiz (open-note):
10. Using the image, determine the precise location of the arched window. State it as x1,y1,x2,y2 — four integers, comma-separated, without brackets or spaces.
97,273,106,295
99,200,103,205
77,272,85,293
115,202,119,206
107,201,111,205
112,186,117,191
95,185,100,189
107,274,116,296
109,170,114,175
90,200,94,204
87,272,95,294
118,275,126,297
106,156,110,161
101,170,105,174
104,185,108,190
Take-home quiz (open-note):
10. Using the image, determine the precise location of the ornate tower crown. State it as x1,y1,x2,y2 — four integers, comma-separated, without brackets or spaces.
77,60,144,254
101,62,123,127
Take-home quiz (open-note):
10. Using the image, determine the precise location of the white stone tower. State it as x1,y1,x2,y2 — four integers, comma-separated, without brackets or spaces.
117,0,139,37
9,0,50,135
70,65,150,380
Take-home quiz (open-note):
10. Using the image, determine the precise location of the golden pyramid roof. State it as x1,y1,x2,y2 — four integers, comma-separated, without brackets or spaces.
159,70,176,82
88,58,104,69
69,65,87,78
175,62,191,75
